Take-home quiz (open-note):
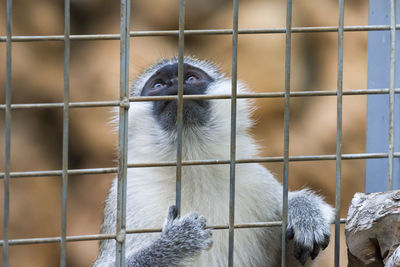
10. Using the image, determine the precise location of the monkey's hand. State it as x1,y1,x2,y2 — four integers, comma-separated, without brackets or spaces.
161,205,213,253
127,205,212,267
287,189,334,265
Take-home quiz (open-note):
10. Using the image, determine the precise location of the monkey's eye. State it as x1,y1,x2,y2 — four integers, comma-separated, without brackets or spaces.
152,80,165,89
185,74,199,83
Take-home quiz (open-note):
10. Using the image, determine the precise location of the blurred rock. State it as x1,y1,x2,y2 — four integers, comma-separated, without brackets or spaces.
0,0,368,266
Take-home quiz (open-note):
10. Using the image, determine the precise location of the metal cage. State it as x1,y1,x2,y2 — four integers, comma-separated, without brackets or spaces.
1,0,399,267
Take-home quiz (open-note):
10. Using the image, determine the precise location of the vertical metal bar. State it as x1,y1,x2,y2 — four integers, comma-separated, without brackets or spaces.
334,0,344,266
388,0,397,190
227,0,239,266
3,0,12,266
60,0,70,266
175,0,185,217
281,0,292,266
366,0,400,193
116,0,130,266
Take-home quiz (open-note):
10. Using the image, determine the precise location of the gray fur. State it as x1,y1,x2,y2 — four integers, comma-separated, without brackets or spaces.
127,206,212,267
287,189,332,265
96,206,212,267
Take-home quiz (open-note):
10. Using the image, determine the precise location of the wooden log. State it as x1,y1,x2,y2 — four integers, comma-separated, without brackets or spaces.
345,190,400,267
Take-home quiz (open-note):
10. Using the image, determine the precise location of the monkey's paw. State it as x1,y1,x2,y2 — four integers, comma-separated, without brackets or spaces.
287,190,333,265
161,205,213,255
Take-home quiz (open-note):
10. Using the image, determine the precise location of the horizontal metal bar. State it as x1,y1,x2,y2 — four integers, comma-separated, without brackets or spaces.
1,25,400,42
0,88,399,110
0,167,118,178
1,152,398,179
0,218,347,246
0,101,120,110
0,233,116,246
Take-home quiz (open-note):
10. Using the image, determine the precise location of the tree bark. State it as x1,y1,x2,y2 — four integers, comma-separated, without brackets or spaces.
345,190,400,267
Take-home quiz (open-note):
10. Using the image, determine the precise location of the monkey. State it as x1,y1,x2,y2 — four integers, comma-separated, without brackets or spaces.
93,57,334,267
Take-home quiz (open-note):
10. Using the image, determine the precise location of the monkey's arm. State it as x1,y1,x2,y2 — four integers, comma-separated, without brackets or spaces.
286,189,334,265
126,206,212,267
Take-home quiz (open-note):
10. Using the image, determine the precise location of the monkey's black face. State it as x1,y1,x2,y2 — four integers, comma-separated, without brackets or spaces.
141,63,213,131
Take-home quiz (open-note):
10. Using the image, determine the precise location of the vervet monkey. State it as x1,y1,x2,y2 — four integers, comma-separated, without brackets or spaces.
94,57,334,267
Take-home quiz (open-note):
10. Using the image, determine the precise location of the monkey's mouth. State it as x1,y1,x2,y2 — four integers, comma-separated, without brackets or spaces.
160,99,205,113
153,99,210,130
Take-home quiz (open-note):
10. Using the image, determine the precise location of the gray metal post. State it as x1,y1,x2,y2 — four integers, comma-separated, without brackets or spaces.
366,0,399,192
175,0,185,217
281,0,292,266
228,0,239,265
335,0,345,266
116,0,130,266
60,0,70,266
3,0,12,266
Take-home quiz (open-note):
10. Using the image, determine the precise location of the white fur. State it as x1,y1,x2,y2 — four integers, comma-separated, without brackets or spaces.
94,58,327,267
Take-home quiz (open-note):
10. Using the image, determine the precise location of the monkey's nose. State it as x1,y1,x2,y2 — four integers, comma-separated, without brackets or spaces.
164,78,186,96
166,79,174,87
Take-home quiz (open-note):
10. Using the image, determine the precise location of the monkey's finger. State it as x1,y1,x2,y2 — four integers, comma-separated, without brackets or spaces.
204,238,213,251
167,205,178,221
310,243,320,260
294,243,311,266
198,216,207,228
320,233,330,250
286,227,294,240
185,212,198,221
202,229,212,238
200,229,213,250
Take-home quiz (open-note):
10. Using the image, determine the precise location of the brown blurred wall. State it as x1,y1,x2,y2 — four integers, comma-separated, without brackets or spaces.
0,0,368,266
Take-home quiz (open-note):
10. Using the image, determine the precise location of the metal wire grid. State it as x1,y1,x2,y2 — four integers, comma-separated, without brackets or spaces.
1,0,398,267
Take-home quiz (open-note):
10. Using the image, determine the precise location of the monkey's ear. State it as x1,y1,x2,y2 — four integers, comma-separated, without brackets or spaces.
167,205,178,222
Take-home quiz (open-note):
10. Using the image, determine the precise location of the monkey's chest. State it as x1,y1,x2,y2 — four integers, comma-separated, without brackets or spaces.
126,166,282,266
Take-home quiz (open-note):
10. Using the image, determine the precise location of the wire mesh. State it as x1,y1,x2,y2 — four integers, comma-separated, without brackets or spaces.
1,0,399,266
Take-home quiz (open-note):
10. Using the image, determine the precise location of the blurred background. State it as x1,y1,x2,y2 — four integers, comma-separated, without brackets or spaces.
0,0,368,266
